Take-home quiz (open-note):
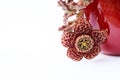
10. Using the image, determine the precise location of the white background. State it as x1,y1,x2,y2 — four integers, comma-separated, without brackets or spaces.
0,0,120,80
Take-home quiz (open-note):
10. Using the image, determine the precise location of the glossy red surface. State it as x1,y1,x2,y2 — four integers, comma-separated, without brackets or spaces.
84,0,120,55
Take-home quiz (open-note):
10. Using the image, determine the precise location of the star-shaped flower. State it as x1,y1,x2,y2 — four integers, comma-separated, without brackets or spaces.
61,18,108,61
58,0,108,61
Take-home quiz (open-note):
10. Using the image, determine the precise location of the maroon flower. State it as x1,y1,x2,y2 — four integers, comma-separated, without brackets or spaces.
58,0,108,61
61,18,108,61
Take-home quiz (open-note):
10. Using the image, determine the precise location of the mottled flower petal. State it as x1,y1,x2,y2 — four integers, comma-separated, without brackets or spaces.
74,18,92,33
84,45,101,60
61,32,75,47
67,48,83,61
92,30,108,44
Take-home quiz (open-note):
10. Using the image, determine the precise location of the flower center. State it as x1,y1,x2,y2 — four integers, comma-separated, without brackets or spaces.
75,35,94,53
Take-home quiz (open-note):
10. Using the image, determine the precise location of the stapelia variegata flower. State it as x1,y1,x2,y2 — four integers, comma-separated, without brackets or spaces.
61,18,108,61
58,0,108,61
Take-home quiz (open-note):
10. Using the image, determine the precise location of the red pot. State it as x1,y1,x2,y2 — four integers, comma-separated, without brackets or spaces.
84,0,120,55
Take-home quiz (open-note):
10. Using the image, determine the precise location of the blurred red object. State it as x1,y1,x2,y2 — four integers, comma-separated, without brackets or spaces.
84,0,120,55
